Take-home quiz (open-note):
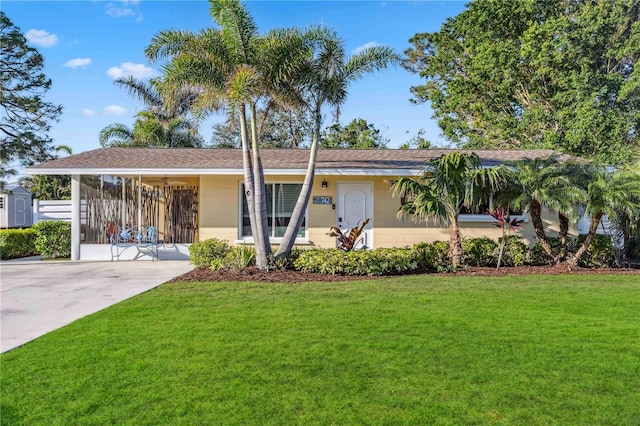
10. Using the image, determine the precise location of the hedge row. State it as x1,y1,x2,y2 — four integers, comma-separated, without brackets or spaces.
0,229,38,259
190,234,616,276
0,220,71,260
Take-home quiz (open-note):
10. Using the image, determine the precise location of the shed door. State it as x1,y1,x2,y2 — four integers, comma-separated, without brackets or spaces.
15,197,27,227
0,195,6,228
337,182,373,249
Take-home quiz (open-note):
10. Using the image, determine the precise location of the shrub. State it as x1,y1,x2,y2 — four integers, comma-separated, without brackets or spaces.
499,234,528,267
294,248,417,276
270,248,302,271
412,241,451,271
189,238,230,268
529,237,577,266
222,245,256,272
575,234,616,268
462,237,498,267
32,220,71,259
0,228,38,259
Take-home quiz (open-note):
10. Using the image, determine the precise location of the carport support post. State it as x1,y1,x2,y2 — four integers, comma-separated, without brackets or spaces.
71,174,81,260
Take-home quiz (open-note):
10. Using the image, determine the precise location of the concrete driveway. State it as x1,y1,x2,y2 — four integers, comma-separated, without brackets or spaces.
1,260,193,353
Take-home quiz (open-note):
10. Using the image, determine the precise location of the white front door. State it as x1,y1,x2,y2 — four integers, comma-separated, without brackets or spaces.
337,182,373,249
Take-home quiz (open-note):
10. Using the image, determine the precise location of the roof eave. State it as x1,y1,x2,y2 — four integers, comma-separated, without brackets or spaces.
26,167,422,176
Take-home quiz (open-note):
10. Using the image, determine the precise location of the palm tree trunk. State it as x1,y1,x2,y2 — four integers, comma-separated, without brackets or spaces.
238,106,258,242
249,103,272,269
450,215,462,268
530,200,554,257
567,212,603,267
556,212,570,261
275,105,322,257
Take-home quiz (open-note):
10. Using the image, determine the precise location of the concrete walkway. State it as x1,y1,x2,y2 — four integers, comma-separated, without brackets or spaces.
0,260,193,353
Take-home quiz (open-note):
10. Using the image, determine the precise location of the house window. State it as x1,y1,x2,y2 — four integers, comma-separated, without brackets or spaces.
0,197,4,209
240,183,305,239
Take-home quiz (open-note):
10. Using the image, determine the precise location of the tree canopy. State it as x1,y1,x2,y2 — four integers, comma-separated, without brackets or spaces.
0,12,63,185
404,0,640,165
321,118,389,149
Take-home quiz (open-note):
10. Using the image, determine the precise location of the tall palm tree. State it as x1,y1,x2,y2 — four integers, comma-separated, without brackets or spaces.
389,152,509,267
145,0,309,269
509,157,583,259
275,27,397,257
567,166,640,267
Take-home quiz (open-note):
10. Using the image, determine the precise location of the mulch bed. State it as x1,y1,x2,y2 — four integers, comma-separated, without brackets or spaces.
170,265,640,284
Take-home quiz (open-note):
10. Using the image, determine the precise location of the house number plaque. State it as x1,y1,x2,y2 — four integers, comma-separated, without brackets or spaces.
313,196,333,205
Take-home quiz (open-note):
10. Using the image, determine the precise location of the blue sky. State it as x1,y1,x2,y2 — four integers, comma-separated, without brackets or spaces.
5,0,467,165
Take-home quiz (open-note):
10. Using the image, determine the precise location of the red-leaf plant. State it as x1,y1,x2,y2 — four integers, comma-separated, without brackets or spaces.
327,218,370,251
487,207,525,269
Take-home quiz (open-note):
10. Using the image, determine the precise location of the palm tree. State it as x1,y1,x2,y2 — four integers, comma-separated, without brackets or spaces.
567,166,640,267
113,76,199,127
100,76,202,148
389,152,509,268
99,112,203,148
275,27,397,257
145,0,309,269
509,157,583,260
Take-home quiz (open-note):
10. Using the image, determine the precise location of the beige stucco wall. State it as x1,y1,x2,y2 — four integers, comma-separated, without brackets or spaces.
197,174,575,249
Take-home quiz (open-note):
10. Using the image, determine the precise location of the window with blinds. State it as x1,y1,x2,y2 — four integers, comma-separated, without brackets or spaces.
241,183,305,238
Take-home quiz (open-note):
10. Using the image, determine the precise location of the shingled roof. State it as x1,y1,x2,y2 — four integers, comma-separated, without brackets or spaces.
28,147,574,176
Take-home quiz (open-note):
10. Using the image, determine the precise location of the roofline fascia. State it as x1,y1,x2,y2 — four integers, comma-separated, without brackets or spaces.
26,168,422,176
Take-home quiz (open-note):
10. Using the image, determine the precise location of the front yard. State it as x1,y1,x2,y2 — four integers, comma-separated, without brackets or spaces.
2,275,639,425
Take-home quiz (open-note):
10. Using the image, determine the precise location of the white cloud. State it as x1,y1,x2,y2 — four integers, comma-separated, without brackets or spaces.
65,58,92,68
106,1,142,20
106,5,135,18
25,29,58,47
82,109,97,117
352,41,380,55
106,62,157,79
103,105,127,115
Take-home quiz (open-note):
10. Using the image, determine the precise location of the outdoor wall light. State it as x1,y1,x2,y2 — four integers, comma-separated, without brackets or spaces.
322,179,328,189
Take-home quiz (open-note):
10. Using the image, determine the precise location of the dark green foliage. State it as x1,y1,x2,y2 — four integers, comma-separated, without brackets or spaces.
0,228,37,259
294,248,417,275
575,234,616,268
31,220,71,259
462,237,498,267
188,238,230,268
412,241,451,271
320,118,389,149
1,12,63,184
529,237,576,266
499,234,529,267
270,248,302,271
404,0,640,164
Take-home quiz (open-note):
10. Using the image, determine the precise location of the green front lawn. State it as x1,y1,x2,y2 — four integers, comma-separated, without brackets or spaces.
2,275,639,425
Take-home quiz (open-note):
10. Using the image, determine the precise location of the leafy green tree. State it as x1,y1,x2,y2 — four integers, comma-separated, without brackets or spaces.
18,145,72,200
404,0,640,164
389,152,509,267
275,27,396,257
567,166,640,267
0,12,63,185
210,107,314,148
146,0,309,269
399,129,432,150
320,118,388,149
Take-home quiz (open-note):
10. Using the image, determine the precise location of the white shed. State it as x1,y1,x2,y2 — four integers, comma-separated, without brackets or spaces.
0,186,33,228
